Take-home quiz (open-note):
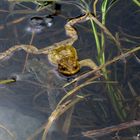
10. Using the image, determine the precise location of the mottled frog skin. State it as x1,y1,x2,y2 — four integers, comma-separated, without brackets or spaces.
48,45,80,75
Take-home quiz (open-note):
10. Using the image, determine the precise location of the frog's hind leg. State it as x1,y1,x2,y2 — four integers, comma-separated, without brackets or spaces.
79,59,101,75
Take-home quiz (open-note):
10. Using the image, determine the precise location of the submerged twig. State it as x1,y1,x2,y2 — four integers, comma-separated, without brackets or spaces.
42,96,84,140
27,96,85,140
0,124,15,140
82,119,140,138
0,78,16,84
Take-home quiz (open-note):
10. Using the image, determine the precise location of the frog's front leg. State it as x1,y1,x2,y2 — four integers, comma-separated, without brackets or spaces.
79,59,101,75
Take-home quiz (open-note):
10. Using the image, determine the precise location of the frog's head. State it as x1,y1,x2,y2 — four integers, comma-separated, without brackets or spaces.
58,57,80,75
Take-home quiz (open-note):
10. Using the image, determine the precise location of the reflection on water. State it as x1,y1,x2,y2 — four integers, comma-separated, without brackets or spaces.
0,106,45,140
26,15,54,34
0,1,67,140
0,59,68,139
25,58,66,112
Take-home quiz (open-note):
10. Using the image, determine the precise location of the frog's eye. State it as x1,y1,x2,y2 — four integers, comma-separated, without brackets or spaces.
61,67,67,71
58,64,67,71
74,66,78,69
73,62,79,69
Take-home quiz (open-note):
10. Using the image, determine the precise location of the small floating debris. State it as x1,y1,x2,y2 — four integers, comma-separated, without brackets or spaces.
0,78,16,85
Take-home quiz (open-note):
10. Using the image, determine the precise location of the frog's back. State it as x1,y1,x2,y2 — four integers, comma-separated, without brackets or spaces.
48,45,78,65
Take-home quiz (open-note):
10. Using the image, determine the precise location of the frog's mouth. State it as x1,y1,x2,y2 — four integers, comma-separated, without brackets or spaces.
58,64,80,76
60,68,80,76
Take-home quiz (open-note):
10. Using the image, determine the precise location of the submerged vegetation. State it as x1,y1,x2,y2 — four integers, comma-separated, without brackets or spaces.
0,0,140,140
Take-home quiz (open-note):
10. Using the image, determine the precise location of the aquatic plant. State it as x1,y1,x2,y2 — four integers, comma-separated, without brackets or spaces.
0,0,140,139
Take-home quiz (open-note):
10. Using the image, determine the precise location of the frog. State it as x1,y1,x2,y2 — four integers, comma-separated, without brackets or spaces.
47,45,79,75
0,12,101,76
47,44,100,76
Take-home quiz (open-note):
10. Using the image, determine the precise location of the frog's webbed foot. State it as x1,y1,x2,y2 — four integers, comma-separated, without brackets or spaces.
79,59,101,75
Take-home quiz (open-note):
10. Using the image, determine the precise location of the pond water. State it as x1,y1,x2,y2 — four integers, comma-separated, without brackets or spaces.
0,0,139,140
